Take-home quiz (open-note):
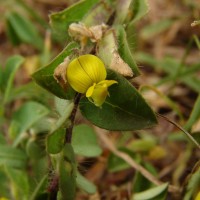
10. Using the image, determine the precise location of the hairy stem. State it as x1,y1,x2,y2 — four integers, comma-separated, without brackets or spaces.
48,175,59,200
65,93,82,143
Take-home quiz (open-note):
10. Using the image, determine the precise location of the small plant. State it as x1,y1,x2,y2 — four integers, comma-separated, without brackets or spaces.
0,0,200,200
31,0,160,199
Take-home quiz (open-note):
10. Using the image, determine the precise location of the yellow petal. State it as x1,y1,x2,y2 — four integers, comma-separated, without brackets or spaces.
66,54,107,93
98,80,118,87
89,85,108,107
86,83,96,97
66,57,92,93
87,80,117,107
78,54,106,82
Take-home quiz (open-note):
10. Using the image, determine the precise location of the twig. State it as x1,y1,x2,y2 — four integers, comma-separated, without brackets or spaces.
94,127,180,194
65,93,82,143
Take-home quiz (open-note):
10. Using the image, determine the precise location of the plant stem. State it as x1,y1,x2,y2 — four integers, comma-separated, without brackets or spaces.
48,175,59,200
48,93,81,198
65,93,82,143
156,113,200,149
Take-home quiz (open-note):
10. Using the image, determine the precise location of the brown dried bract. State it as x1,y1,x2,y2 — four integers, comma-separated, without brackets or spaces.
68,23,108,44
54,57,70,89
110,50,133,77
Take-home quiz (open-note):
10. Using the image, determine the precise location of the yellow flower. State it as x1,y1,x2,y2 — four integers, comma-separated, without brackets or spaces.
66,54,117,106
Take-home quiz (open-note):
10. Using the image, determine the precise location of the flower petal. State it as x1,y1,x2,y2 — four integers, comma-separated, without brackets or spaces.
77,54,106,83
86,83,96,97
89,84,108,107
98,80,118,87
66,54,107,93
66,56,93,93
87,80,117,107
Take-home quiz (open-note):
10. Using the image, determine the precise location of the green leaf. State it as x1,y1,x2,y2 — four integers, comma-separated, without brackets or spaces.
29,174,48,200
129,139,156,152
47,101,74,154
8,82,51,104
72,124,102,157
54,97,72,116
108,147,140,172
4,166,30,200
183,166,200,200
97,30,117,68
82,1,114,26
50,0,99,41
0,145,27,168
31,157,48,186
80,70,157,131
159,58,200,92
117,25,140,77
98,29,136,78
26,139,45,159
184,94,200,131
128,0,149,24
0,170,8,197
47,128,65,154
14,0,48,28
9,101,49,147
113,0,131,24
132,183,168,200
32,42,78,99
6,12,43,50
76,172,96,194
0,134,6,145
135,53,200,93
6,17,21,45
133,162,158,193
59,144,76,200
3,55,24,104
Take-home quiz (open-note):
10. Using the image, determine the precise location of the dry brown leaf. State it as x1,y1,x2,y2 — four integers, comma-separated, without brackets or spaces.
110,50,134,77
53,57,70,88
68,23,108,43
